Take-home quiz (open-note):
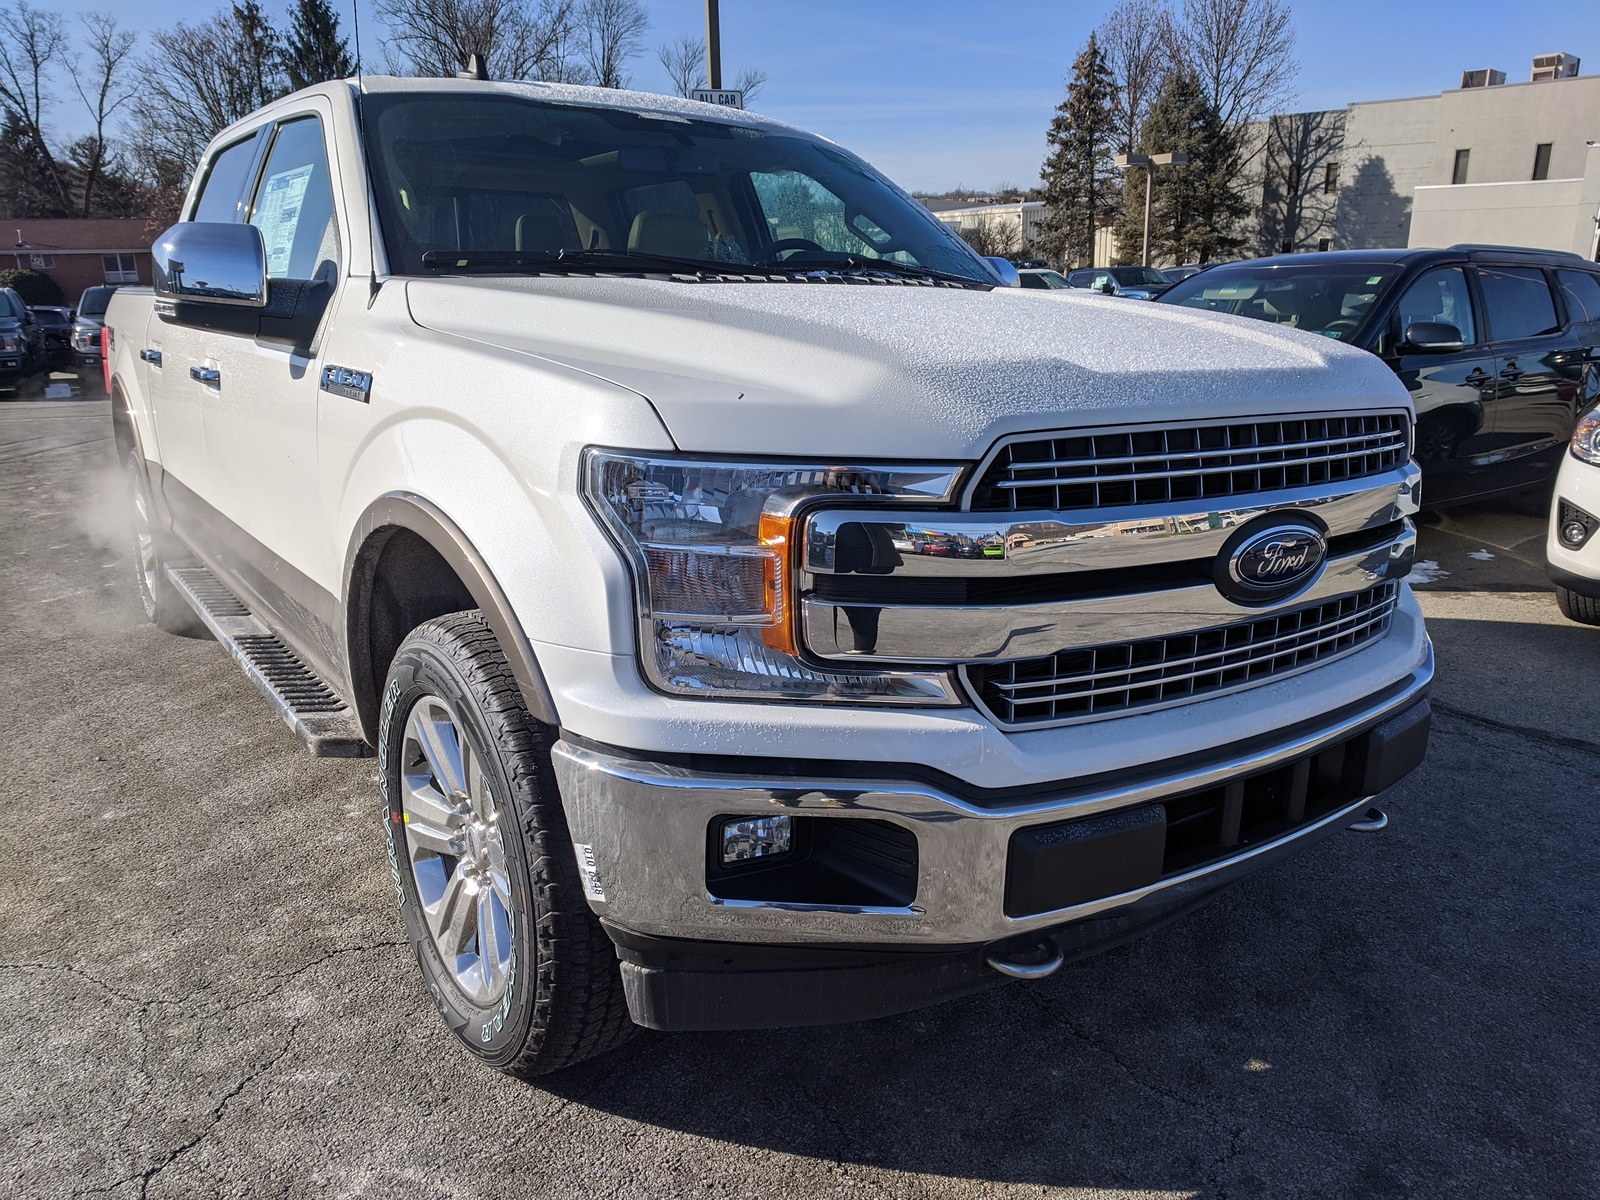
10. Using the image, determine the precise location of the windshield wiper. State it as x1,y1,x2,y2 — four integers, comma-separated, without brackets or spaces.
759,253,984,286
420,248,733,275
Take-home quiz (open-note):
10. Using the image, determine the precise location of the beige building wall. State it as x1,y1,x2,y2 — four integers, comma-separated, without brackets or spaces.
1337,72,1600,252
1410,178,1587,251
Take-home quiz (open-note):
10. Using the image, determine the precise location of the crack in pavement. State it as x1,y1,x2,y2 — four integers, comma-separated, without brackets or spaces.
83,1018,307,1200
1432,701,1600,757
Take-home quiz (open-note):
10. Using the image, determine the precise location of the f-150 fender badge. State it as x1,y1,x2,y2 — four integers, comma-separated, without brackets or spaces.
320,364,372,402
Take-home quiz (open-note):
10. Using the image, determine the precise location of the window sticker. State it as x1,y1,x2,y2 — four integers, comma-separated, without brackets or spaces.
254,164,313,276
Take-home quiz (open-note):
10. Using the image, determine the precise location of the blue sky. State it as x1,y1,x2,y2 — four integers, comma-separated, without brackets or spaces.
43,0,1600,192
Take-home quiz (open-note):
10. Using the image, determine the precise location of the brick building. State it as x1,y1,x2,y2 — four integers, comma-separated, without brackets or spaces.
6,219,161,307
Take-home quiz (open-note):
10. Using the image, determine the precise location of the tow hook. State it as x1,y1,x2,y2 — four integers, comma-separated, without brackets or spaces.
1348,805,1389,832
985,937,1066,980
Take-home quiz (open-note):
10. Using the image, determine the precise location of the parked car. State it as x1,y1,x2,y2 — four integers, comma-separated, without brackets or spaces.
29,305,75,370
1158,247,1600,507
72,285,119,370
106,76,1432,1079
1162,265,1207,283
1018,268,1072,290
1065,266,1174,299
1547,403,1600,624
0,287,41,392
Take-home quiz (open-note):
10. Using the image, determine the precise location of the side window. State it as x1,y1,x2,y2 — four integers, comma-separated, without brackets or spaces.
1395,267,1477,345
247,116,340,282
1555,269,1600,324
1477,266,1560,341
191,133,261,223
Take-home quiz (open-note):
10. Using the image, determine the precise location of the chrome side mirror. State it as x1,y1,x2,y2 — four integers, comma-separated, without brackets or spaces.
152,222,267,308
983,256,1021,288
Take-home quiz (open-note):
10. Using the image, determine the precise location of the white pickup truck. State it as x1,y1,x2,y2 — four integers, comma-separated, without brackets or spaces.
106,77,1433,1077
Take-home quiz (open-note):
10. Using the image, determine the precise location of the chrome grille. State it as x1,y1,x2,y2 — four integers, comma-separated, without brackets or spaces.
971,413,1409,512
967,583,1399,726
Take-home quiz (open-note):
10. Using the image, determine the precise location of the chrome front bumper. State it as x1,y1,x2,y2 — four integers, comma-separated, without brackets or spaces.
552,642,1432,948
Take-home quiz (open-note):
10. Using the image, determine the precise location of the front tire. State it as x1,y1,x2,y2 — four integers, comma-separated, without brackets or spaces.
379,612,634,1077
1555,586,1600,625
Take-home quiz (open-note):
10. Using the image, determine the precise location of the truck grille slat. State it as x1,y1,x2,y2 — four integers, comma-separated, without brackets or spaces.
972,414,1409,512
967,583,1399,726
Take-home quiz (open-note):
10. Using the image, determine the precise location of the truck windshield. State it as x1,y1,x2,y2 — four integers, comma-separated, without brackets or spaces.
0,292,18,318
360,92,992,283
78,286,116,317
1159,262,1402,340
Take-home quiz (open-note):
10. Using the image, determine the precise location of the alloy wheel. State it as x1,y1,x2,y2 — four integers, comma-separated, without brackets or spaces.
400,696,514,1007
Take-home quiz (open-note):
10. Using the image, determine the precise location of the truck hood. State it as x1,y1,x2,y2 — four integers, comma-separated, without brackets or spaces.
405,276,1410,460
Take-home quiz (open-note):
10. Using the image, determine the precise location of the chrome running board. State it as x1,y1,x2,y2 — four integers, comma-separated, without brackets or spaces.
166,565,371,758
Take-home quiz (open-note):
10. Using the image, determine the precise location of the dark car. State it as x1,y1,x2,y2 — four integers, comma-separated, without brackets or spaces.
0,287,41,392
1065,266,1174,299
29,305,74,370
1157,245,1600,506
72,285,118,369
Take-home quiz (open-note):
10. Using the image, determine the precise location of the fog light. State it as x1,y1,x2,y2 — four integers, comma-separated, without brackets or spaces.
1563,520,1590,547
720,815,792,865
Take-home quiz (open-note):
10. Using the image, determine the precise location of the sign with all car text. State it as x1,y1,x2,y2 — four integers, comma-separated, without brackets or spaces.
691,89,744,109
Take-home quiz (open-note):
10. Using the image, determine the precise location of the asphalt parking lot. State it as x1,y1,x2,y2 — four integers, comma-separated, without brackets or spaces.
2,387,1597,1199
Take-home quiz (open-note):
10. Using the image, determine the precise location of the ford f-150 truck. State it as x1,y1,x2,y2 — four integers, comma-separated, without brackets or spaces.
105,77,1433,1078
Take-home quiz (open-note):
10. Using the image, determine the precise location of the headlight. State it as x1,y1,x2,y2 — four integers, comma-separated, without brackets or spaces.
582,449,964,704
0,334,19,352
1572,407,1600,466
72,326,98,349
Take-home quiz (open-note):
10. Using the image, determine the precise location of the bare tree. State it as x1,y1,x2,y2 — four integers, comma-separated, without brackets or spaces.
958,215,1021,259
123,5,289,220
655,33,766,102
377,0,582,81
0,2,73,214
579,0,646,89
1170,0,1296,133
1097,0,1172,156
68,12,137,218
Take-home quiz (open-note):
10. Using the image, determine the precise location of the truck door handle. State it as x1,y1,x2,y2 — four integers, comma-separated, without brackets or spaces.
1464,368,1492,385
1499,365,1523,382
139,349,162,365
190,366,221,386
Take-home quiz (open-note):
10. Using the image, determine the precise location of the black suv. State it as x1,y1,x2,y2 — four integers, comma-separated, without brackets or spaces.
1158,246,1600,506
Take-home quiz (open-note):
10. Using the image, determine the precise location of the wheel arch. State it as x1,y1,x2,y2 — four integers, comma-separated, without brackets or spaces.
344,492,560,743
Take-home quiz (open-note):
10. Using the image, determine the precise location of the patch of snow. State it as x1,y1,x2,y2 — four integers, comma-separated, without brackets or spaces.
1408,559,1450,585
1467,548,1495,561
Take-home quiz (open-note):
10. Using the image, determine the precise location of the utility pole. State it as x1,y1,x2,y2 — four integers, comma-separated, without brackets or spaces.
705,0,722,90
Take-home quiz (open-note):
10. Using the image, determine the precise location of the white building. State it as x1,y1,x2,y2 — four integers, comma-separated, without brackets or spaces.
1332,56,1599,257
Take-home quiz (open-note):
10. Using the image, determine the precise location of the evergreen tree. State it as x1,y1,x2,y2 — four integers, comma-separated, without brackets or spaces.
283,0,354,90
233,2,285,112
1111,69,1248,266
1035,34,1119,269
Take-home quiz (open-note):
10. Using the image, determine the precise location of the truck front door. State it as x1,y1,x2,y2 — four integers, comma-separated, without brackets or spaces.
1382,265,1499,504
147,130,264,514
199,107,348,678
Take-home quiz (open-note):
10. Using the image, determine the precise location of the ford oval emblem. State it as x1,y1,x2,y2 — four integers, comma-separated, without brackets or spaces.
1215,521,1328,605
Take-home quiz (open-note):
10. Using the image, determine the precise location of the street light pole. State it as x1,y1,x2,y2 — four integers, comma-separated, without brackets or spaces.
1115,151,1188,268
705,0,722,90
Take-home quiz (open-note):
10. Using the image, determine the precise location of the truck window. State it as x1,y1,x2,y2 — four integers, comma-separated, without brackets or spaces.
1555,269,1600,324
247,116,340,282
1477,266,1560,340
192,133,262,223
1394,267,1477,345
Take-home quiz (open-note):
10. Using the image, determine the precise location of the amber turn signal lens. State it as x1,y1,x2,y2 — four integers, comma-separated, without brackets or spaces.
758,511,798,654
